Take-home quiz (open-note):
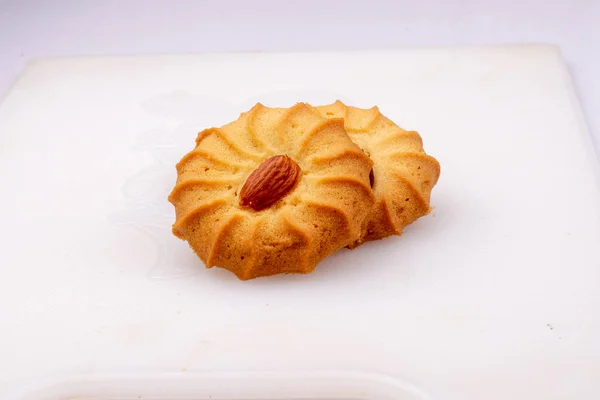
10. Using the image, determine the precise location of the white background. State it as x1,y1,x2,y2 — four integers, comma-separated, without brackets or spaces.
1,0,599,154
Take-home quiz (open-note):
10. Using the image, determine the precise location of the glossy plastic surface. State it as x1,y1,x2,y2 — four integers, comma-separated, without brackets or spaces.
0,46,599,399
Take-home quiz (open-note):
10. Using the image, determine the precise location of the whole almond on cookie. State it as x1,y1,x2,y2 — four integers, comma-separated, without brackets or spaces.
239,155,301,211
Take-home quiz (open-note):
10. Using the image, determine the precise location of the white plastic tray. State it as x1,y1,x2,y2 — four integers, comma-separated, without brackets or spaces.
1,46,599,399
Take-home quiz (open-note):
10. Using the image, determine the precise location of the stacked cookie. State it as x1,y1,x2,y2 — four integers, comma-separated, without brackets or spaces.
169,102,440,280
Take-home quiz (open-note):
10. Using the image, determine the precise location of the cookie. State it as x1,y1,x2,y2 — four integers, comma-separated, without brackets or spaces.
315,101,440,248
169,103,375,280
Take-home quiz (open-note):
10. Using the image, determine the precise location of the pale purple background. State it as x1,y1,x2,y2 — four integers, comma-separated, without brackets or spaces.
1,0,599,154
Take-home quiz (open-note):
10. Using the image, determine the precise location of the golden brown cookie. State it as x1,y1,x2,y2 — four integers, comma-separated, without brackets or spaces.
169,103,375,280
315,101,440,248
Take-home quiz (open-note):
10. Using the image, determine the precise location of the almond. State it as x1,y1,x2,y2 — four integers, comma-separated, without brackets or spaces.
239,155,301,211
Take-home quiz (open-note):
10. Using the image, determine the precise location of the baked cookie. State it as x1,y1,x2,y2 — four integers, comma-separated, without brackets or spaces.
315,101,440,248
169,103,374,280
